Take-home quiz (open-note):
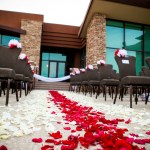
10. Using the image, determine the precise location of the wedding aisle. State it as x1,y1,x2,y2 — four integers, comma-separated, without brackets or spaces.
0,90,150,150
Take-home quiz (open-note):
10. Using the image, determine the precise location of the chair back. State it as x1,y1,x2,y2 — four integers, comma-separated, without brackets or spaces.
70,74,76,82
115,56,136,79
145,57,150,68
142,66,150,77
24,64,33,80
86,69,100,81
0,46,21,69
97,64,113,80
80,71,87,82
15,59,28,74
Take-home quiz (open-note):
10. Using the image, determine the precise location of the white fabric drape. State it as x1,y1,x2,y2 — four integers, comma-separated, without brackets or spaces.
33,74,70,82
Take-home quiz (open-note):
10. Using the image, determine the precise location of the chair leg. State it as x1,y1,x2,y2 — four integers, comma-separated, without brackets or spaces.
25,82,28,96
104,86,107,101
0,81,1,97
135,87,138,105
15,81,19,102
6,79,11,106
20,81,22,98
113,86,118,104
145,87,149,104
120,87,124,101
129,85,133,108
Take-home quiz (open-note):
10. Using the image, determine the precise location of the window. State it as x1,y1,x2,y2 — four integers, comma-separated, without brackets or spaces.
106,20,150,75
0,34,20,46
125,23,143,51
144,26,150,52
106,21,124,49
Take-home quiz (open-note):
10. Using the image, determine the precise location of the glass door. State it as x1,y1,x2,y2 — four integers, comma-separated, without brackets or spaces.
49,62,57,78
58,62,65,77
49,61,66,78
41,52,67,78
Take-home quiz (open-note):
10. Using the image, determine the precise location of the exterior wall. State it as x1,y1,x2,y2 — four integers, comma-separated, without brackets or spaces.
0,10,43,29
20,19,43,68
86,13,106,65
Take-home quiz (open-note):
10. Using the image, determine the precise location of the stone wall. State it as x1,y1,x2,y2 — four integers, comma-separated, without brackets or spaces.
86,13,106,66
20,19,43,68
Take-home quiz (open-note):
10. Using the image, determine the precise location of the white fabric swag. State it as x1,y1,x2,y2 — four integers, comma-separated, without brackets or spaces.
33,74,70,82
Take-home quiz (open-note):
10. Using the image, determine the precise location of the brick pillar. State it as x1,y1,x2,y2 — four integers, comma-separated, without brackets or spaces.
20,19,42,68
86,13,106,65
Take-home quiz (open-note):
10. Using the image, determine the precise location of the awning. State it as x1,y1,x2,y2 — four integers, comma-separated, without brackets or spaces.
0,25,26,37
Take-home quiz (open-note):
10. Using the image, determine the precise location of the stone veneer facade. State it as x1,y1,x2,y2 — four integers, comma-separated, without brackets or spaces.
20,19,43,69
86,13,106,66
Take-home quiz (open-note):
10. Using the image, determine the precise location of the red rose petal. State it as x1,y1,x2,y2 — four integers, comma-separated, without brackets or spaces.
41,145,54,150
146,131,150,135
45,139,54,143
64,127,71,130
32,138,43,143
51,111,56,114
71,130,76,133
125,118,131,124
129,133,139,137
49,131,62,139
0,145,8,150
134,139,146,145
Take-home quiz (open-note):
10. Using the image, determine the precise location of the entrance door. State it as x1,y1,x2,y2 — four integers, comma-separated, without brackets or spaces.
41,53,67,78
49,61,66,78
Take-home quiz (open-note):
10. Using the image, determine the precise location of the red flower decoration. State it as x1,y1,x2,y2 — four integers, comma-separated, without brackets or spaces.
9,44,17,49
32,138,43,143
49,131,62,139
8,39,21,48
19,53,28,60
0,145,7,150
27,61,30,65
114,49,119,56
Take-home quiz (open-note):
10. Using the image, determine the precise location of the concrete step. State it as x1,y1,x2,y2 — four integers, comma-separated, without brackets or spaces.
34,81,70,90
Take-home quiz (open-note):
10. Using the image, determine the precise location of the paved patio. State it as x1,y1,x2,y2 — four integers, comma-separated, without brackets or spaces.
0,89,150,150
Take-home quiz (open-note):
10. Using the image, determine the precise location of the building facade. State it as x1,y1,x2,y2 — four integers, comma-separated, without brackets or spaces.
0,0,150,78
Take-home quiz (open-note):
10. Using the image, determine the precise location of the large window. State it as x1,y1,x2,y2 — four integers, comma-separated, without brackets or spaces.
106,21,124,49
0,34,20,46
125,23,143,51
106,20,150,75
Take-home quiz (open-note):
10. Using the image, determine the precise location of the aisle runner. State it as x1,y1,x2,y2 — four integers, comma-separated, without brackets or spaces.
40,91,150,150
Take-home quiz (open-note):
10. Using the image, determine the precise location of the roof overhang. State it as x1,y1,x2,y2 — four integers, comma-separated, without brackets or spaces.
79,0,150,38
0,25,26,37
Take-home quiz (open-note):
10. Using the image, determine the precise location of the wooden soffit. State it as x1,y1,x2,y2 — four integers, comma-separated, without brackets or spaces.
41,23,85,49
79,0,150,38
0,25,26,37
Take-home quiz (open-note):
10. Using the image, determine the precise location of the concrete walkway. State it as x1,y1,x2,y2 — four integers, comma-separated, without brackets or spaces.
0,90,150,150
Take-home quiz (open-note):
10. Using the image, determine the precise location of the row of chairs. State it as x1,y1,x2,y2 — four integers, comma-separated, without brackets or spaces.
69,56,150,108
0,45,34,106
